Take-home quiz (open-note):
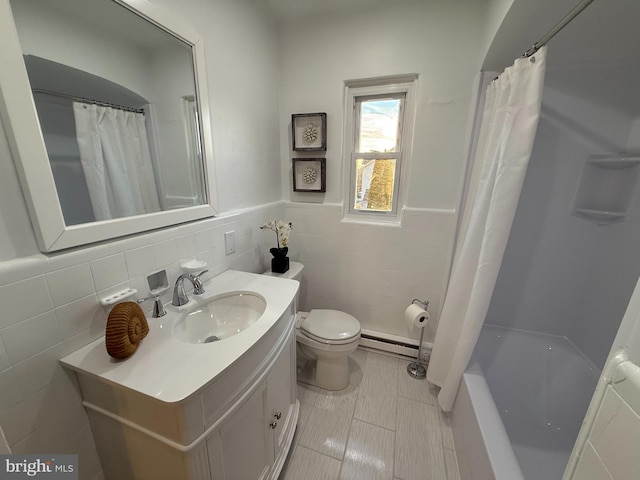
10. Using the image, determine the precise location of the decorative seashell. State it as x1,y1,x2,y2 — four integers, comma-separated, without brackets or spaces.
105,302,149,359
302,123,318,143
302,166,318,184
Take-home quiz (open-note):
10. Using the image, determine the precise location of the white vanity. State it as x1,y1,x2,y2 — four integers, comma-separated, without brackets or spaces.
61,270,299,480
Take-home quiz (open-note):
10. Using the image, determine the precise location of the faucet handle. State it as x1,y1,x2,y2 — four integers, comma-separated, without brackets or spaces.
137,295,167,318
191,269,209,295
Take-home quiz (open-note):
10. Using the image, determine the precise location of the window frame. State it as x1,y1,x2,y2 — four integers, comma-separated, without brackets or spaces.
342,76,418,222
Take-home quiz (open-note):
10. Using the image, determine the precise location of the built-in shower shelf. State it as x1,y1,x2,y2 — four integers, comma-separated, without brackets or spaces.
572,155,640,225
572,209,626,225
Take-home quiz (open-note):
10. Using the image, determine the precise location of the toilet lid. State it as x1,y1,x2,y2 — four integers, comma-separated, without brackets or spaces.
301,309,361,344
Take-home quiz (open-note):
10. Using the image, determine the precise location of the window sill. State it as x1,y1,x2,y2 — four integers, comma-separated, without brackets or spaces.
341,215,403,228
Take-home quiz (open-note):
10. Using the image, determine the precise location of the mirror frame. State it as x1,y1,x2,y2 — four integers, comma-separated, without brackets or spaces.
0,0,218,252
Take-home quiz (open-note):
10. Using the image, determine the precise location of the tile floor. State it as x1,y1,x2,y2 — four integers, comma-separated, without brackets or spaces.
279,348,460,480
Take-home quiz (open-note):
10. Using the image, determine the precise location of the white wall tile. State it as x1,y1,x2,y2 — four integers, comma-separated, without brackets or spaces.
102,235,149,256
47,245,106,272
573,443,614,480
25,374,82,428
90,254,128,292
12,343,69,398
175,234,196,261
1,312,62,364
590,388,640,479
0,256,49,287
59,425,102,480
195,229,215,252
0,339,10,372
62,328,105,357
2,374,80,449
129,276,149,300
0,401,34,445
0,367,24,413
46,264,95,307
153,239,178,268
197,249,217,273
164,263,180,290
147,227,180,245
0,276,53,328
55,295,102,340
10,402,88,454
125,246,156,279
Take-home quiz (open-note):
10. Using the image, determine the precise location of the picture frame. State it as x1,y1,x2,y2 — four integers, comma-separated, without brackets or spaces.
292,158,326,192
292,113,326,151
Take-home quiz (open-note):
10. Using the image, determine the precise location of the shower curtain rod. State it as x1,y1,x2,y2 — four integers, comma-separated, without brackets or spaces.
522,0,596,57
32,88,145,115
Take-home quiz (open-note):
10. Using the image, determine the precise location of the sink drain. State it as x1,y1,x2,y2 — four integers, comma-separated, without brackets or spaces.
203,335,220,343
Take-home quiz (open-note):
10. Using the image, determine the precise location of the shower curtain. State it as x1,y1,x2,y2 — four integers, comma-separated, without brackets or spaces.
427,47,547,412
73,103,161,221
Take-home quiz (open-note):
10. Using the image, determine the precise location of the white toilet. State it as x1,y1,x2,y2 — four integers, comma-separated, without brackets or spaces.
264,262,361,390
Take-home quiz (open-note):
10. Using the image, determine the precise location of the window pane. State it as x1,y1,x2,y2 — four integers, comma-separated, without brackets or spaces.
358,98,401,153
354,159,396,212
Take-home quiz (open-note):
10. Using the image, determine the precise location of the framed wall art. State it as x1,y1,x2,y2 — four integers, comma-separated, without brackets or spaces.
292,158,326,192
292,112,326,151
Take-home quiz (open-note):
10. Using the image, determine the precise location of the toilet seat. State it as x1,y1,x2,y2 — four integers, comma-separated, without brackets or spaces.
300,309,360,345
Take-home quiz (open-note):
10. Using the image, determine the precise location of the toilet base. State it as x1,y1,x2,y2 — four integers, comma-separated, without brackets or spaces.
315,354,350,390
296,342,354,391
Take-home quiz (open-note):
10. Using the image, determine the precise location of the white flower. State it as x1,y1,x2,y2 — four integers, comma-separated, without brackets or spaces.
260,220,293,249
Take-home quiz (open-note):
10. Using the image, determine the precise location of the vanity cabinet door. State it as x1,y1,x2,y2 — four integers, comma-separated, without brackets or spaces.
207,379,274,480
266,332,296,456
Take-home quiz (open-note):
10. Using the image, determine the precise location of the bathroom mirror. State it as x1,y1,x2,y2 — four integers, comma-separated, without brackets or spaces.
0,0,217,252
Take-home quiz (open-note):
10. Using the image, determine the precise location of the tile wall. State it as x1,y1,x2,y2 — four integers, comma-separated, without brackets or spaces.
0,202,281,480
569,357,640,480
284,203,457,343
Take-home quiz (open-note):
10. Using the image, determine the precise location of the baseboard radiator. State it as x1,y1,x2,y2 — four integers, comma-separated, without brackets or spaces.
359,329,433,362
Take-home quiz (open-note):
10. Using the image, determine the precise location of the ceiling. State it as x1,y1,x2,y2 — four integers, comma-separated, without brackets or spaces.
258,0,639,74
484,0,640,71
258,0,422,22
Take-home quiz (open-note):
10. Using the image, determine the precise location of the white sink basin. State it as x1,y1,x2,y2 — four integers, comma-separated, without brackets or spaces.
172,291,267,344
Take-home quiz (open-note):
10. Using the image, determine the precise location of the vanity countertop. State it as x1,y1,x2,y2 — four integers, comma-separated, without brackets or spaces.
60,270,298,404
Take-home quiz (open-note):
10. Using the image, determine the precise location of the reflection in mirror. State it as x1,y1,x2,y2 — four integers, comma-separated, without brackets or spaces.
10,0,207,226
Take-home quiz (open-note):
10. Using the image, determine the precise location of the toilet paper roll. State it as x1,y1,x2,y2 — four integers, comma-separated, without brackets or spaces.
404,304,430,330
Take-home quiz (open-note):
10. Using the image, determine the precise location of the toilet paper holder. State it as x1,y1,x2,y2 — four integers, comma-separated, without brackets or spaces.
411,298,428,309
408,298,429,380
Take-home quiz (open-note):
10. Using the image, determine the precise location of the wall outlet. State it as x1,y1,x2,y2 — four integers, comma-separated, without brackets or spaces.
224,231,236,255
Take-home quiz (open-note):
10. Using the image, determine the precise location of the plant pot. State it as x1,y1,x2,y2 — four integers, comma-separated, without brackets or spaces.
271,256,290,274
270,247,288,258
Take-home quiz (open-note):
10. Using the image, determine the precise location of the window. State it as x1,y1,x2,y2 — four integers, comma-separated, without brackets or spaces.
344,76,417,220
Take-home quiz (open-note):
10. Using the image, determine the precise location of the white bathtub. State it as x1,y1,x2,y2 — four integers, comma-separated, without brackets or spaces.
451,325,600,480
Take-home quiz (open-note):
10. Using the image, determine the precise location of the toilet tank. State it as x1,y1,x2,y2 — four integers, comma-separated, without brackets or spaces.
263,261,304,281
263,262,304,310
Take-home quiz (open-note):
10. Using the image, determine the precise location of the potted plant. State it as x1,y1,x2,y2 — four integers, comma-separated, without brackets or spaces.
260,220,293,273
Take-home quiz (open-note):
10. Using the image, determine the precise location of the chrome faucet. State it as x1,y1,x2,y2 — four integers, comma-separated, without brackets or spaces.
172,269,209,306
